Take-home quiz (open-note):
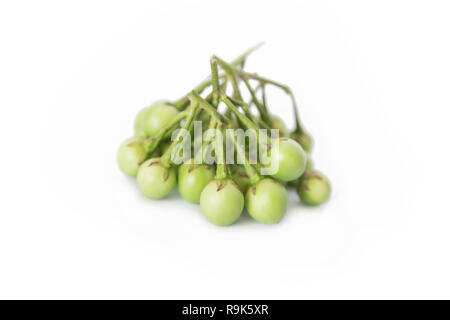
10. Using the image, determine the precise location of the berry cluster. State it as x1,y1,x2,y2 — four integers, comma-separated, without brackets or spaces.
118,44,331,226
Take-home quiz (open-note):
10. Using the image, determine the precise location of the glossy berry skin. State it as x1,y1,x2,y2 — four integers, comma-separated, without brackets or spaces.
137,158,176,199
200,180,244,226
245,179,288,224
178,161,215,204
286,153,313,188
267,138,307,182
134,101,179,137
297,170,331,205
117,137,147,177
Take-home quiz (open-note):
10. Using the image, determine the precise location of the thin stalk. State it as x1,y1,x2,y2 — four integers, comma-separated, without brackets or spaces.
235,70,291,94
242,78,272,125
210,57,220,108
174,43,263,109
228,130,261,185
235,68,305,133
214,123,227,180
212,55,243,101
160,102,198,167
173,78,215,110
143,110,188,154
188,91,225,125
220,95,258,131
193,117,218,164
229,42,264,67
247,83,262,110
221,94,273,152
261,84,269,115
290,93,303,133
227,96,270,130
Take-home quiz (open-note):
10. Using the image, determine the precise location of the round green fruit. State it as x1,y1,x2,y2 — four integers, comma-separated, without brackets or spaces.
178,161,215,204
137,158,176,199
134,101,179,137
297,170,331,205
266,138,307,182
117,137,147,177
200,180,244,226
246,179,288,224
290,131,313,153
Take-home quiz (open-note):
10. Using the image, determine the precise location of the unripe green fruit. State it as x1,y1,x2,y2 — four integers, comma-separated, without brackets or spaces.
137,158,176,199
117,137,147,177
134,101,179,137
267,138,307,182
178,161,215,204
297,170,331,205
246,179,288,224
134,108,150,138
290,131,313,153
200,180,244,226
287,153,313,188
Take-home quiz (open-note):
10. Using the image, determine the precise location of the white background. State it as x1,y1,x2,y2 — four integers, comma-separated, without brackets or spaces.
1,0,450,299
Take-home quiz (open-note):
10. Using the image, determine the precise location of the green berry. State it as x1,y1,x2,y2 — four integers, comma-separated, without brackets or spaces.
134,101,179,137
297,170,331,205
267,138,307,182
246,179,288,224
200,180,244,226
290,131,313,153
117,137,147,177
178,161,215,204
137,158,176,199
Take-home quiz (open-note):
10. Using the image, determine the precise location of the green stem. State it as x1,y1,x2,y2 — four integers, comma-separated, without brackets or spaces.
162,119,184,141
188,91,224,124
290,93,303,133
222,94,273,152
214,123,228,180
174,43,263,109
160,102,198,167
173,78,216,110
228,130,261,185
235,70,291,94
220,95,258,131
193,117,218,164
212,55,243,101
261,84,269,115
242,78,272,126
227,96,270,130
143,110,188,155
236,68,305,133
229,42,264,67
246,83,262,110
210,57,220,108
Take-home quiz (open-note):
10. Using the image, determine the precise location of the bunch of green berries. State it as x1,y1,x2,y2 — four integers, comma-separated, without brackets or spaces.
118,44,331,226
